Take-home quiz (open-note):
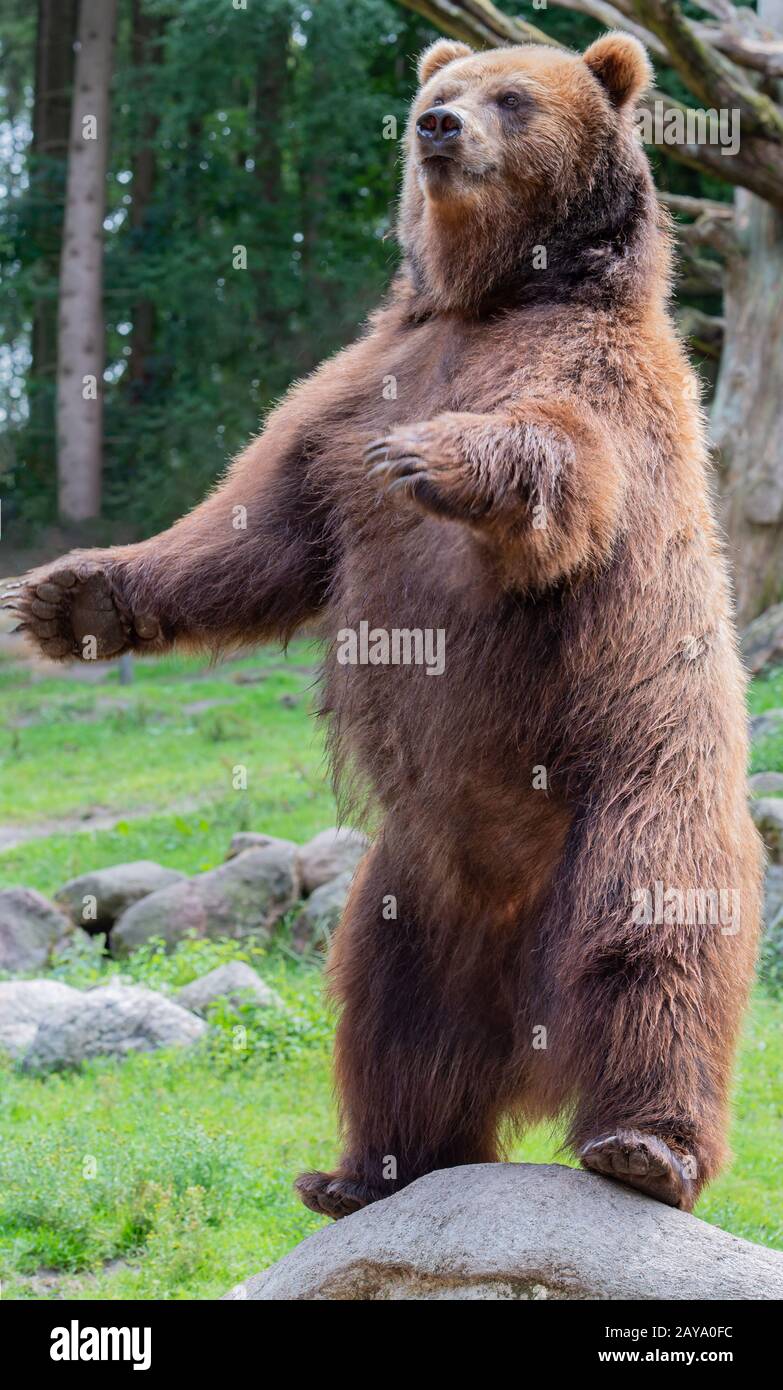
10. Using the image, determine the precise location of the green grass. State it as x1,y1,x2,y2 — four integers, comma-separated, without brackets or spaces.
0,646,781,1298
0,642,337,896
0,939,336,1300
1,933,780,1300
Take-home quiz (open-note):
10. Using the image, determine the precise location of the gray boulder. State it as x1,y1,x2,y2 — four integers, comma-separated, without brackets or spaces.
764,863,783,931
225,832,298,862
224,1163,783,1301
111,845,298,957
750,708,783,743
0,979,82,1057
22,983,205,1070
291,870,353,954
749,772,783,796
749,797,783,863
0,888,74,973
296,827,368,895
176,961,283,1015
762,864,783,987
54,860,186,932
741,602,783,676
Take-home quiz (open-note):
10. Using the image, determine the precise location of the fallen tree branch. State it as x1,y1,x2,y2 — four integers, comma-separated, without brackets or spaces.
658,192,739,255
547,0,783,78
631,0,783,142
677,304,726,355
547,0,668,60
674,245,725,293
708,30,783,79
658,191,734,218
396,0,554,47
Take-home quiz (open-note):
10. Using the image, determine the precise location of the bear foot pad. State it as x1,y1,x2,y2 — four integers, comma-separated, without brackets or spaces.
4,565,161,661
295,1170,386,1221
580,1129,696,1210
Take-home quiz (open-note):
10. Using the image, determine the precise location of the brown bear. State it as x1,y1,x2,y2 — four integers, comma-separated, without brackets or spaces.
8,35,763,1217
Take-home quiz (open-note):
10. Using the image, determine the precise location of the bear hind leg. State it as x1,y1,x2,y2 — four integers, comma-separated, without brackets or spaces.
295,844,511,1220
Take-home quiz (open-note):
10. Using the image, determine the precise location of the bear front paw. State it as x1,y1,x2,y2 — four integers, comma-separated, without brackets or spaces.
3,559,161,663
364,420,491,523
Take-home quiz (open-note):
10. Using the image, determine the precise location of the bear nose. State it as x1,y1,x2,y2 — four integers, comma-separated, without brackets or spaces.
416,106,463,148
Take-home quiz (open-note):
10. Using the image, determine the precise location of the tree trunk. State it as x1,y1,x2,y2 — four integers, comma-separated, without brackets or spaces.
55,0,118,523
711,0,783,626
29,0,77,477
712,195,783,625
128,0,163,401
253,10,291,371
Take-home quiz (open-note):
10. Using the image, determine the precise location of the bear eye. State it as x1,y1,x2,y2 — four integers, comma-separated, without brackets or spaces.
432,95,445,106
498,91,520,109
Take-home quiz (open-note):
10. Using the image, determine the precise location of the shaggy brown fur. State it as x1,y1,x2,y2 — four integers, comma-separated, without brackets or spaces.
9,35,763,1216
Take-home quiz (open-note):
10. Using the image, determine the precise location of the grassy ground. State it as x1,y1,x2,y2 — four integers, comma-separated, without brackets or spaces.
0,640,781,1299
0,642,335,895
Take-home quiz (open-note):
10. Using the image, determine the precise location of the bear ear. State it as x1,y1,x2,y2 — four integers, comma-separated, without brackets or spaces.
417,38,473,86
583,32,651,110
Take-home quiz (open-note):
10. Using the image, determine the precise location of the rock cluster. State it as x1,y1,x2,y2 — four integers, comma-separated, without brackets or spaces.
0,826,367,1069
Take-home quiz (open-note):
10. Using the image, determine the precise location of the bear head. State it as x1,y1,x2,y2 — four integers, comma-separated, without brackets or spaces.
398,35,663,315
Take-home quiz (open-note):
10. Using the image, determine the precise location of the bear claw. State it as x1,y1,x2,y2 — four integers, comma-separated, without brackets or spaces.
580,1128,696,1210
294,1170,386,1221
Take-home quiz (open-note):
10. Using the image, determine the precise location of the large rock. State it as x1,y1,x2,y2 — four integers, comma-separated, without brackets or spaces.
224,1163,783,1302
749,797,783,863
741,602,783,676
0,888,74,973
291,870,353,954
749,771,783,796
764,863,783,931
176,961,283,1015
296,828,368,895
0,980,82,1057
111,845,298,957
762,865,783,987
21,983,205,1070
225,833,298,862
54,861,185,932
750,708,783,743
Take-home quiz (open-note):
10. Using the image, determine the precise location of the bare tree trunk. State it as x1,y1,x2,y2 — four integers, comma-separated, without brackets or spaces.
56,0,118,523
712,194,783,625
128,0,163,401
29,0,77,479
711,0,783,625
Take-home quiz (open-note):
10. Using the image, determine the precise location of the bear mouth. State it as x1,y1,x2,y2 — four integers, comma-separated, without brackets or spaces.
421,153,457,172
420,153,488,182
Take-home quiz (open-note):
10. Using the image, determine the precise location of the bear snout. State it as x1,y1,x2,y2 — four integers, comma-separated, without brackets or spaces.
416,105,464,151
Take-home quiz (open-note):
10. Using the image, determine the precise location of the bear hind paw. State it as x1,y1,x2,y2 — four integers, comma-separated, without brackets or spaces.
294,1169,387,1221
579,1128,697,1211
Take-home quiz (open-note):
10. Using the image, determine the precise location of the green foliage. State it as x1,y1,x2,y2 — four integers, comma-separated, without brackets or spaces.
0,1088,248,1274
1,0,432,534
204,985,333,1071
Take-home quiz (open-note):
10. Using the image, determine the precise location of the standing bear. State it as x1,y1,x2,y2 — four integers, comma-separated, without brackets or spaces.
9,36,763,1215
